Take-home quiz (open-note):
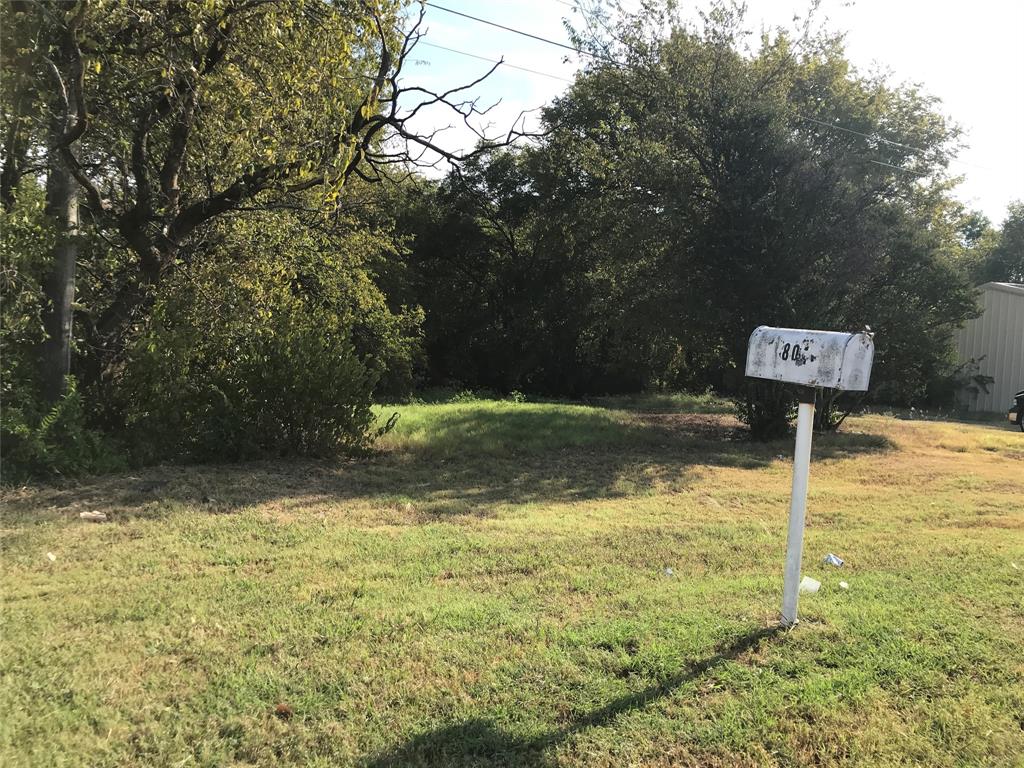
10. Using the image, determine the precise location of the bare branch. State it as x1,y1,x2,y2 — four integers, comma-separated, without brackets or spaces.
338,4,544,181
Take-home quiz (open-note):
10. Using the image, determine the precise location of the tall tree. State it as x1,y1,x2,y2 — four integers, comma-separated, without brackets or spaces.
1,0,525,399
398,0,980,409
979,202,1024,283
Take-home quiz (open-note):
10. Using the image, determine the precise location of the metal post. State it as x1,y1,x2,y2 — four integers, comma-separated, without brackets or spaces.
781,389,815,627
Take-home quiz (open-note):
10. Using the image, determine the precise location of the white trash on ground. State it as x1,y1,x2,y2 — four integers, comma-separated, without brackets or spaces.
79,510,107,522
798,575,821,594
46,552,56,562
839,581,849,590
663,567,674,577
824,553,844,567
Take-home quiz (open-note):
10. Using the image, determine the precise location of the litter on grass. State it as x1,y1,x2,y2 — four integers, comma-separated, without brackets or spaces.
839,581,849,590
46,552,56,562
663,567,674,577
798,576,821,594
824,553,844,567
79,511,107,522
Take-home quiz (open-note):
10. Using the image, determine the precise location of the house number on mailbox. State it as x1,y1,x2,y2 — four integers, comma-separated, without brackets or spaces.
780,343,813,365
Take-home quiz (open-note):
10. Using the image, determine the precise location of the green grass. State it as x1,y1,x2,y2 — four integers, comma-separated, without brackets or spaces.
2,397,1022,767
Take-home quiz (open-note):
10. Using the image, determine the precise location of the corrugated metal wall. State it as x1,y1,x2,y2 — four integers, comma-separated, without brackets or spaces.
955,282,1024,412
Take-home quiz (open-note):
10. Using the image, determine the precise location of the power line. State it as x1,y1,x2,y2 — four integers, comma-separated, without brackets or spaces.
419,3,988,177
799,115,925,153
422,1,618,66
799,115,991,171
418,41,574,83
868,159,930,177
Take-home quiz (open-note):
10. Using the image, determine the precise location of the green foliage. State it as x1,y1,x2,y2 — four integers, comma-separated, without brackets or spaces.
129,318,377,462
1,0,999,472
976,202,1024,283
926,357,996,411
120,208,422,461
1,378,125,484
1,173,421,475
396,4,982,434
2,0,427,474
0,181,51,384
391,151,682,396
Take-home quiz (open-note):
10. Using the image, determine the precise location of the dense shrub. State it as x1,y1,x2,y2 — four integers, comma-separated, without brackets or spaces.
124,312,379,461
3,186,421,476
735,381,797,440
1,379,125,483
119,212,421,461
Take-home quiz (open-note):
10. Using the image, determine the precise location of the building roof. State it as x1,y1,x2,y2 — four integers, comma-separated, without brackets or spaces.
980,281,1024,297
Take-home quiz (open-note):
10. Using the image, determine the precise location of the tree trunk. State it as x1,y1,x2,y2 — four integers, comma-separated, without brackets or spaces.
0,105,29,211
39,141,79,404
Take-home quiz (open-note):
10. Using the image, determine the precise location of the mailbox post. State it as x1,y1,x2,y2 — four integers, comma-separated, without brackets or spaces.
782,386,816,628
744,327,874,627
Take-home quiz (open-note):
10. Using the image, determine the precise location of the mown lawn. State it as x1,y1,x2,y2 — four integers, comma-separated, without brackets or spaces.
1,398,1022,767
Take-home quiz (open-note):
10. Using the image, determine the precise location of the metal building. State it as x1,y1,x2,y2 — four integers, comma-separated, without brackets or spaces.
955,282,1024,412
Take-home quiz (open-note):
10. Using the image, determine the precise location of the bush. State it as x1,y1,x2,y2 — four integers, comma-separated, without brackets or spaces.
1,378,125,484
738,384,871,437
119,213,421,461
812,389,870,432
925,357,994,411
124,316,378,461
735,381,796,440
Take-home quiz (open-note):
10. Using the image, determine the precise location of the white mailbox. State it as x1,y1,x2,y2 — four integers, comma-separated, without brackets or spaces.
743,325,876,629
744,326,874,391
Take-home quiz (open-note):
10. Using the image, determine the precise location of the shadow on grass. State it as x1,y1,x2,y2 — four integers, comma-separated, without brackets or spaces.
363,625,783,768
1,407,892,525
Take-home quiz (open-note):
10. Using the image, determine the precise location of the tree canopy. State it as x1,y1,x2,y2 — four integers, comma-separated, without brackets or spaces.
392,4,984,425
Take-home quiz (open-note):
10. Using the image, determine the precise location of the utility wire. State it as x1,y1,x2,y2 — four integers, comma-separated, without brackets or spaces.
422,1,619,66
798,115,990,171
420,4,988,177
868,159,930,177
798,114,926,153
418,41,574,82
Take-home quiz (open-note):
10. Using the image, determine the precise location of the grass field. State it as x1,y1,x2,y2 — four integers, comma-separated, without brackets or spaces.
2,397,1022,767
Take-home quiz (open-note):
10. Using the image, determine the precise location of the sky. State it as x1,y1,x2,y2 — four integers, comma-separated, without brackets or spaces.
401,0,1024,223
